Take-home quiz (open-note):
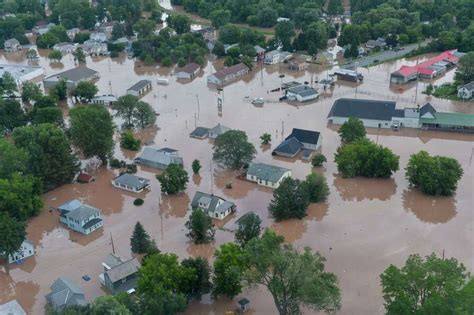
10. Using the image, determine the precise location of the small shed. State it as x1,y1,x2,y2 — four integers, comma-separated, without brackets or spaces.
126,80,152,98
238,298,250,313
176,63,201,80
77,173,95,183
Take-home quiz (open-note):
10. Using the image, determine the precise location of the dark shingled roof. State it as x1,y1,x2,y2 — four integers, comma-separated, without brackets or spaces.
45,66,98,83
285,128,320,145
328,98,397,121
190,127,209,138
177,63,200,74
420,103,436,116
273,137,304,156
127,80,151,92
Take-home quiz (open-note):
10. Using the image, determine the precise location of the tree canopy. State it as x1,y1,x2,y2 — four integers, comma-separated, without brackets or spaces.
69,105,115,162
0,173,43,220
185,208,215,244
268,177,310,221
156,163,188,195
73,81,98,102
405,151,463,196
338,117,367,143
213,242,247,299
380,252,470,314
213,129,256,169
235,212,262,247
334,138,399,178
0,213,26,274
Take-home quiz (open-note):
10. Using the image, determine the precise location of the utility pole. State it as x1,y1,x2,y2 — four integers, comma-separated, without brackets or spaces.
110,232,115,254
195,94,200,120
210,159,213,195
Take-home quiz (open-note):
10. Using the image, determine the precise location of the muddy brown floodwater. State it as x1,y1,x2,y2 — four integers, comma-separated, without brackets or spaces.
0,48,473,315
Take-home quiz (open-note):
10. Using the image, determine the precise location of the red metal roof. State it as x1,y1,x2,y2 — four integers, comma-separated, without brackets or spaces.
392,50,459,78
77,173,95,183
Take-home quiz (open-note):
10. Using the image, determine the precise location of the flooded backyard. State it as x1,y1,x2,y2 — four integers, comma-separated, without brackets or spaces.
0,49,473,315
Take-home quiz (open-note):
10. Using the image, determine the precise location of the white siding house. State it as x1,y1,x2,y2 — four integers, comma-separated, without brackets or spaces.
2,239,35,264
246,163,291,188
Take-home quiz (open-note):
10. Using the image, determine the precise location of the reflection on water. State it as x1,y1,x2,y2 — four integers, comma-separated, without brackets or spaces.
402,189,457,224
334,177,397,202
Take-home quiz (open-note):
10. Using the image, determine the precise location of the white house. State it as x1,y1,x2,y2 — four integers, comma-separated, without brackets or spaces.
207,63,249,85
90,32,107,43
246,163,291,188
4,38,21,52
58,199,103,235
0,300,27,315
1,239,35,264
264,50,292,65
53,42,78,54
286,85,319,102
90,95,117,106
457,81,474,100
112,173,150,193
82,39,108,56
191,192,236,220
176,63,201,80
208,123,230,139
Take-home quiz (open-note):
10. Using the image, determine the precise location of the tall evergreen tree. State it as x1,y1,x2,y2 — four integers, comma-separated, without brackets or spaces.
130,221,153,254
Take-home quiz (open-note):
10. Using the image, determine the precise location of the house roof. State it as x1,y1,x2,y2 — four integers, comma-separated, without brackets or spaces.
238,298,250,306
77,173,94,182
64,204,100,222
328,98,397,121
82,218,102,229
191,192,235,214
106,258,140,283
285,128,320,145
177,63,200,74
459,81,474,91
135,147,183,166
113,173,150,189
393,65,418,77
287,85,318,97
0,300,26,315
420,103,436,116
159,147,178,153
190,126,209,138
392,50,460,78
254,45,265,54
421,112,474,128
58,199,82,212
212,63,249,80
273,137,304,155
47,277,86,308
209,123,230,135
103,253,124,269
4,38,20,46
247,163,290,183
127,80,151,92
45,66,98,83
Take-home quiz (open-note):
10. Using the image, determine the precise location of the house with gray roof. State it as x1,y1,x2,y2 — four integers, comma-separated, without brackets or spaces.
99,254,140,294
58,199,103,235
82,39,108,56
43,66,99,90
176,63,201,80
112,173,150,193
457,81,474,100
207,63,249,85
190,126,210,139
246,163,291,188
273,128,321,159
0,300,26,315
286,85,319,102
53,42,78,54
134,147,183,170
126,80,152,98
191,192,236,220
45,277,86,311
264,50,292,64
4,38,21,52
90,94,117,106
208,123,230,139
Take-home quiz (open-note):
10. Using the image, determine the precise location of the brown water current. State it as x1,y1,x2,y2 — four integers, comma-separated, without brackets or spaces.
0,49,473,315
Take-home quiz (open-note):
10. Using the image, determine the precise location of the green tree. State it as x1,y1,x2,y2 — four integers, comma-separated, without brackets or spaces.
0,213,26,274
338,117,366,143
13,124,79,191
268,177,309,221
0,99,27,133
275,21,295,51
73,81,98,102
49,79,68,100
454,51,474,85
73,47,86,64
1,72,18,96
73,32,90,43
334,138,399,178
34,95,58,108
120,131,141,151
327,0,343,15
161,56,172,66
235,212,262,247
405,151,463,196
425,83,434,96
311,153,327,167
130,221,154,254
138,253,194,315
213,243,247,299
380,253,470,314
185,208,215,244
156,163,189,194
133,19,156,38
181,257,213,299
112,95,138,128
112,23,125,40
245,229,341,315
209,9,231,29
301,173,329,203
260,133,271,144
192,159,201,174
0,139,28,179
48,50,63,62
166,14,191,34
69,105,115,162
212,41,226,57
26,49,39,61
30,107,64,127
213,130,256,170
0,173,43,220
90,296,131,315
134,101,156,128
21,81,42,102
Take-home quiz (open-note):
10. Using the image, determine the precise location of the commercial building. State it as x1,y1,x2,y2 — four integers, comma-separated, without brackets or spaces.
0,64,44,86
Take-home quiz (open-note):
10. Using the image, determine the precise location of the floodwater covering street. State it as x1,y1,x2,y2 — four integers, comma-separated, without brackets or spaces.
0,47,473,315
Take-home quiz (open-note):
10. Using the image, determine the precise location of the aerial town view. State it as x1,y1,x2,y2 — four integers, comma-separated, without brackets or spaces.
0,0,473,314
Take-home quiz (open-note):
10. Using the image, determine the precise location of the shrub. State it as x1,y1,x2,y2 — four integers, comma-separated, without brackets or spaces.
134,198,144,206
120,131,141,151
311,154,327,167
